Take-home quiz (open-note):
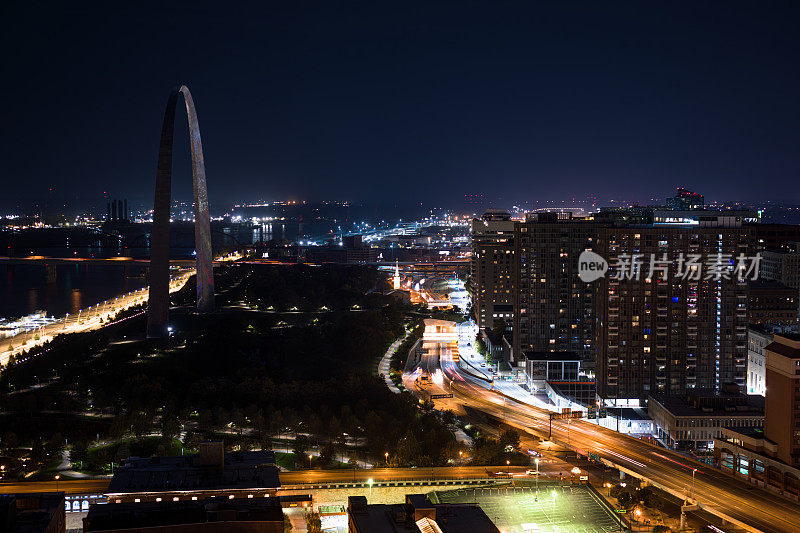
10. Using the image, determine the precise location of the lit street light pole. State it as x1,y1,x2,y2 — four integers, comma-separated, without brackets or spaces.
691,468,697,501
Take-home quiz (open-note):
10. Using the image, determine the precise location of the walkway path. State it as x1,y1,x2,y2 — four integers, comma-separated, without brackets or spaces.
378,330,412,394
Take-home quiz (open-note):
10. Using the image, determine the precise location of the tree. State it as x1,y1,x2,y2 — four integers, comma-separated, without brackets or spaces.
283,513,293,532
490,318,506,343
161,414,181,440
71,442,89,470
292,434,310,458
319,441,336,466
652,526,670,533
499,429,520,452
115,443,131,463
304,511,322,533
395,430,421,466
617,490,634,508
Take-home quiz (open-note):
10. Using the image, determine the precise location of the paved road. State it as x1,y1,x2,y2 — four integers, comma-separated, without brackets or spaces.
410,334,800,533
0,464,564,496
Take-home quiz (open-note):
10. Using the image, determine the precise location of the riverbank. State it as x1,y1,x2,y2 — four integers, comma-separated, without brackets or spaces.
0,270,193,367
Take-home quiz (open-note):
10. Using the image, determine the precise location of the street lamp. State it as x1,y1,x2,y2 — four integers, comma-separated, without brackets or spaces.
55,474,60,492
308,454,313,467
385,452,389,466
368,478,373,496
459,450,463,465
691,468,697,501
506,459,510,477
535,458,540,494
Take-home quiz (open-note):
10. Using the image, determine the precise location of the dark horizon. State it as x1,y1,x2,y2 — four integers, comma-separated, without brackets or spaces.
2,2,799,212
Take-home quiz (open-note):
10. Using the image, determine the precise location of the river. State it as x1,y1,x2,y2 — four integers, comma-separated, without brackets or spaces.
0,263,150,320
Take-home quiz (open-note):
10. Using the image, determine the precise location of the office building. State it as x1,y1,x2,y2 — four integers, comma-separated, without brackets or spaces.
649,386,764,451
105,442,280,504
747,324,776,397
0,492,65,533
754,224,800,253
665,187,704,211
761,245,800,317
470,210,515,331
594,219,754,405
761,245,800,286
347,494,499,533
513,212,595,370
748,280,798,326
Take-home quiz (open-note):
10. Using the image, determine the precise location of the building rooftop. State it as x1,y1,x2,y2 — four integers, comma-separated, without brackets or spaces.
83,497,283,532
765,340,800,359
747,279,795,291
649,392,764,418
348,494,499,533
523,350,579,362
107,447,279,495
0,492,64,533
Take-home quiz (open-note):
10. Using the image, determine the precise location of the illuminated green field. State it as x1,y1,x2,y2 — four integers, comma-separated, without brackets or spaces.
433,484,624,533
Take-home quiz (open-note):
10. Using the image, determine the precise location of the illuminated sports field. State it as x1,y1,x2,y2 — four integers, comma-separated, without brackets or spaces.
432,484,625,533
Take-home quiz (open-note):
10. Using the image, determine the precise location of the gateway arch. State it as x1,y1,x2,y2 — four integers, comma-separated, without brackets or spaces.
147,85,214,338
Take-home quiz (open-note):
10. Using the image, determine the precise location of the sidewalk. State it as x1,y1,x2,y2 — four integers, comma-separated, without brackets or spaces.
378,331,411,394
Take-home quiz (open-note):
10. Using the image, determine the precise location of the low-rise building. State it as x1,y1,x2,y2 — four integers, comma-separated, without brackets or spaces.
347,494,498,533
105,442,280,504
0,492,65,533
83,497,284,532
713,427,800,499
712,332,800,499
649,387,764,451
764,333,800,467
748,324,774,396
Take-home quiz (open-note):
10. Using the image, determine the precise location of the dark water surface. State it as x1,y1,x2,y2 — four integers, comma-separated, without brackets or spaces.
0,263,149,319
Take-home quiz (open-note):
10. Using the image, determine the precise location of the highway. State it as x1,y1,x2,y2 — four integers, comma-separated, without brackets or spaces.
407,334,800,533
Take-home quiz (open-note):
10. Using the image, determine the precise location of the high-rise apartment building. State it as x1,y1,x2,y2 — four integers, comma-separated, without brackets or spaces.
513,213,596,370
470,210,515,331
594,219,755,405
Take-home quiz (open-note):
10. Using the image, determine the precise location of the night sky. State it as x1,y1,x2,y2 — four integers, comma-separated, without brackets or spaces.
2,2,799,211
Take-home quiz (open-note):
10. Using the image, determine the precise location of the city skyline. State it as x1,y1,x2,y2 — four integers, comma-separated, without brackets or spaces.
3,4,800,532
